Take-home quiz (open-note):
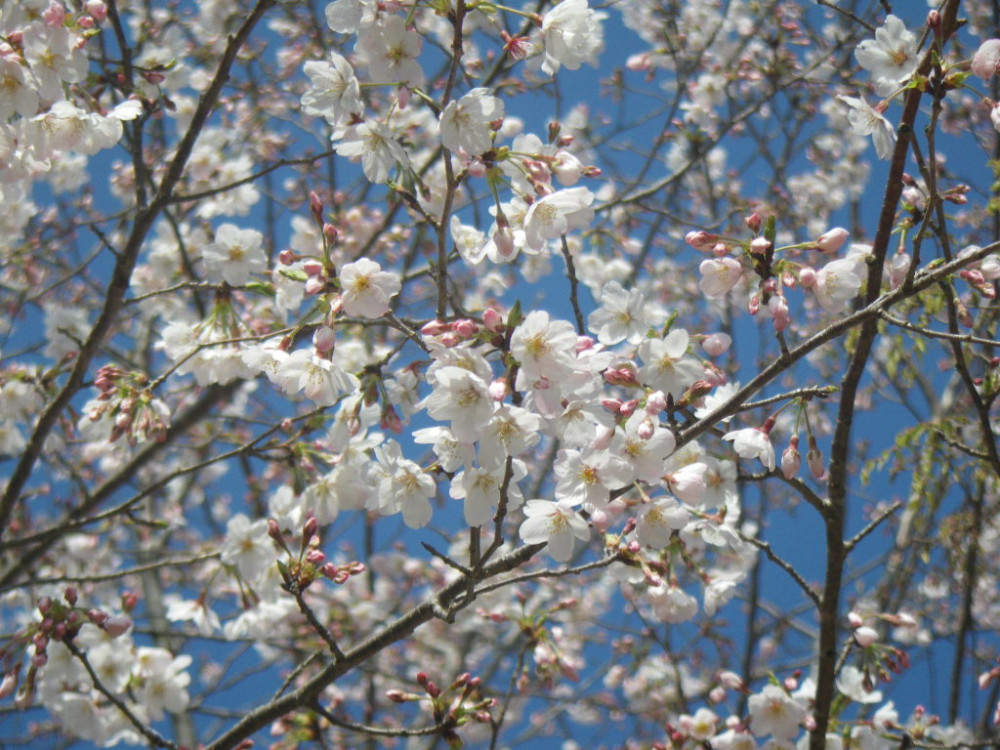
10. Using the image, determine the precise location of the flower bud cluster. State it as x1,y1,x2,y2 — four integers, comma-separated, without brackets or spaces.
88,365,171,445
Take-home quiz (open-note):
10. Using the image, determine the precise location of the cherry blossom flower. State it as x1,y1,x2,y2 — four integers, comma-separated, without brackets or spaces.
220,514,279,582
815,227,849,253
420,365,493,443
838,96,896,160
277,349,357,406
973,40,1000,81
522,187,594,251
449,460,526,526
680,707,719,741
338,258,401,318
837,665,883,704
357,15,424,86
0,57,40,120
324,0,377,34
510,310,579,382
26,99,142,158
636,497,688,548
699,257,744,298
519,498,590,561
587,281,659,345
747,684,806,739
135,648,193,721
637,329,704,397
620,411,677,483
22,24,88,103
722,427,776,471
334,119,410,183
648,582,699,623
365,440,435,528
854,14,918,95
412,425,475,472
478,405,542,467
202,223,267,286
164,595,222,635
553,447,633,506
539,0,607,76
439,88,504,156
301,53,363,126
813,256,863,313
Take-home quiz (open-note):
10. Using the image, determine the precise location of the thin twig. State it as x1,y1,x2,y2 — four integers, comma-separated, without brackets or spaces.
845,501,902,552
741,536,821,607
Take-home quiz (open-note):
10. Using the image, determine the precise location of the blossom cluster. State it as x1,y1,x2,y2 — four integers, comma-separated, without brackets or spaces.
2,1,1000,749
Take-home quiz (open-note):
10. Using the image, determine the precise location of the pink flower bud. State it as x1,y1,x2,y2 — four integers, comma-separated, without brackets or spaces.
420,319,452,337
102,615,133,638
488,379,508,401
701,333,732,356
603,366,640,387
278,249,297,265
600,398,623,414
381,405,403,433
440,332,461,348
748,294,760,315
576,335,595,353
749,237,771,256
646,391,667,414
64,587,77,606
268,518,285,545
745,212,762,233
483,308,504,332
893,612,917,628
961,269,986,286
798,267,817,288
807,436,826,480
305,277,327,297
781,435,801,480
626,52,651,71
847,611,864,628
85,0,108,21
452,319,479,338
769,295,790,332
306,548,326,565
620,399,638,417
685,231,719,250
637,417,655,440
323,223,340,244
309,190,324,220
709,686,727,704
466,160,487,178
302,260,325,277
313,325,336,354
303,515,319,540
493,225,515,258
815,227,848,253
386,689,408,702
854,626,879,648
717,670,745,691
43,1,66,27
0,672,17,700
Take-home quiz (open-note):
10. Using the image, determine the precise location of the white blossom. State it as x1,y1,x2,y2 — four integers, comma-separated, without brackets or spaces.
439,88,504,156
338,258,401,318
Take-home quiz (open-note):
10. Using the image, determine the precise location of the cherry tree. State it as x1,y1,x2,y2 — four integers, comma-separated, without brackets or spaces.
1,0,999,748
